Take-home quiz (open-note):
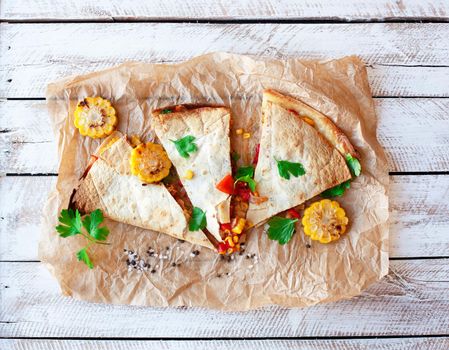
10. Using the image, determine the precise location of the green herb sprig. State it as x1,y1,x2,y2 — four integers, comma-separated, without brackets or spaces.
235,165,255,179
170,135,198,158
189,207,207,231
321,154,361,198
346,154,361,177
56,209,110,269
276,160,306,180
267,216,298,244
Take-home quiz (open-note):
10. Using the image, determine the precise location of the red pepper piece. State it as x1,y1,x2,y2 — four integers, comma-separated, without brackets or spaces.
220,223,232,232
217,242,228,254
286,208,301,220
216,174,234,195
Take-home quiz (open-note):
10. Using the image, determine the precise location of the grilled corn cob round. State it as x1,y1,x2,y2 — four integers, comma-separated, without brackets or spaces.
130,142,172,183
74,97,118,139
302,199,348,243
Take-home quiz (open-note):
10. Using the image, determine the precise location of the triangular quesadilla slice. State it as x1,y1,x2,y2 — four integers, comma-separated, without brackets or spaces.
246,91,352,227
70,131,214,249
262,89,357,158
152,105,232,243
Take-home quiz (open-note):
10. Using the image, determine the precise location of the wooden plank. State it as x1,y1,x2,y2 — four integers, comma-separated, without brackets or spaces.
2,98,449,173
1,23,449,98
1,0,448,21
1,259,448,337
2,338,449,350
1,175,448,261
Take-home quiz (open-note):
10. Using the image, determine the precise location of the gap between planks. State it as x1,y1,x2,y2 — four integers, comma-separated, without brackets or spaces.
1,175,449,260
1,0,448,21
2,98,449,173
0,338,448,350
1,23,449,98
0,259,448,338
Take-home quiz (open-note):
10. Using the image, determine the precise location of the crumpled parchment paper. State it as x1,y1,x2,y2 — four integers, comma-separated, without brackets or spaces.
40,52,389,310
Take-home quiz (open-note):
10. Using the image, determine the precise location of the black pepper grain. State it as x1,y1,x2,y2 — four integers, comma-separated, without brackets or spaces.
151,269,156,273
192,250,200,256
306,244,312,248
178,239,185,243
171,262,177,267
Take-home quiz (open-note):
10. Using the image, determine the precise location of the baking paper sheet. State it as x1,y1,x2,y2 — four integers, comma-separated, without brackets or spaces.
41,53,389,310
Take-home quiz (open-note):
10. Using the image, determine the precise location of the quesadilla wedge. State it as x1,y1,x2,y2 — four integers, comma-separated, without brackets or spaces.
152,105,232,243
70,131,214,249
263,89,358,158
246,91,353,227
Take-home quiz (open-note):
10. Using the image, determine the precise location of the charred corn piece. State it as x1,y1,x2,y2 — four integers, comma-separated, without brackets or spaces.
130,142,172,183
302,199,348,243
231,218,246,234
74,97,118,139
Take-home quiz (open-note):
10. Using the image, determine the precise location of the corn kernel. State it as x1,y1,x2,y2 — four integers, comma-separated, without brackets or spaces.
233,235,239,243
243,132,251,139
234,243,241,251
184,170,194,180
232,218,246,234
226,248,234,255
235,128,243,135
225,236,235,247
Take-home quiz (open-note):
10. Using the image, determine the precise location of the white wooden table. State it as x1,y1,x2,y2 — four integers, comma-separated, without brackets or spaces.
1,1,449,349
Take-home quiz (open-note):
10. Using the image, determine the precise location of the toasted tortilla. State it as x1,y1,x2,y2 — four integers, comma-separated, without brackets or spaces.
263,89,357,158
152,106,232,242
70,132,214,249
246,95,352,227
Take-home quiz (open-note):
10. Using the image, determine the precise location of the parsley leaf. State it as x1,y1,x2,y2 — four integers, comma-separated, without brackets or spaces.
160,108,172,114
235,175,256,193
235,165,254,179
56,209,83,237
346,154,361,177
276,160,306,180
76,248,94,269
171,135,198,158
82,209,110,241
56,208,110,269
321,180,351,198
267,216,298,245
189,207,207,231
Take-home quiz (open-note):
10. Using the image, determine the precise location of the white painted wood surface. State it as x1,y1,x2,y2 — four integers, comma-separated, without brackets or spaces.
1,175,448,261
2,98,449,173
1,4,449,347
2,338,449,350
1,259,448,338
1,0,448,21
1,23,449,98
